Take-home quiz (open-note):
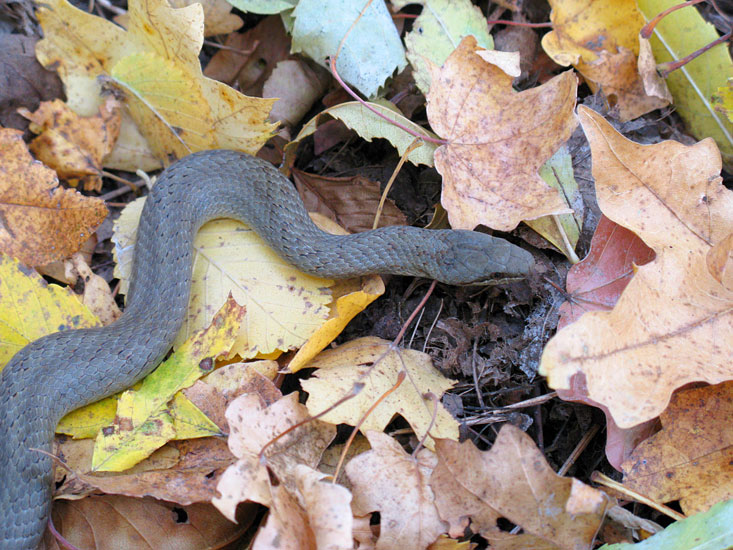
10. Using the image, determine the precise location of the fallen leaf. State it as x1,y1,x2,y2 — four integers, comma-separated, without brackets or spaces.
19,97,121,191
346,431,448,550
712,78,733,123
301,336,459,450
116,0,243,37
541,106,733,429
70,252,121,325
598,498,733,550
638,0,733,170
112,199,334,358
91,297,245,472
426,35,577,231
263,59,331,128
432,424,611,549
290,0,406,99
394,0,494,94
621,382,733,515
558,215,655,330
292,169,407,234
0,128,108,266
0,253,100,368
212,391,336,519
47,495,247,550
541,0,668,121
35,0,276,170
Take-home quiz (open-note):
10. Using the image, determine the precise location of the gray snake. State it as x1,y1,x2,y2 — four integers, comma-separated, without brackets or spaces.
0,150,533,549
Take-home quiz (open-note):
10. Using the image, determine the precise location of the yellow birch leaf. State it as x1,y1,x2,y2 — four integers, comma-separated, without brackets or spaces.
57,394,119,439
35,0,276,170
113,199,335,358
92,296,245,472
301,336,459,450
170,392,221,440
0,254,100,369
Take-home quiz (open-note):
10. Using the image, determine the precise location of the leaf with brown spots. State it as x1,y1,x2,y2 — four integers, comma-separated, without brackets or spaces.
426,35,577,232
621,382,733,515
0,128,107,266
19,97,121,191
541,106,733,429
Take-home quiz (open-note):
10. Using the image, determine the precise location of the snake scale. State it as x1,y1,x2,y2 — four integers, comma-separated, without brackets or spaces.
0,150,533,549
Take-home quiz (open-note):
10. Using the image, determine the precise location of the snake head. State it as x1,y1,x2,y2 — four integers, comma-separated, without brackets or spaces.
432,230,534,285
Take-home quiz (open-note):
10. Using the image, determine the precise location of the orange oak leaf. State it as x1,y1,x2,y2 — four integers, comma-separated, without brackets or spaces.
0,128,107,266
541,106,733,429
426,35,577,232
621,382,733,516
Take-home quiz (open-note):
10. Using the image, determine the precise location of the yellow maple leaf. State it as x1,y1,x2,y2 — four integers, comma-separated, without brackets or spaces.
301,336,459,450
540,106,733,428
35,0,276,170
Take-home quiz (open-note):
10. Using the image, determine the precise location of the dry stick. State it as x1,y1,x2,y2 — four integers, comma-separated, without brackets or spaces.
101,170,139,192
591,471,686,522
331,370,406,484
557,423,599,476
373,138,423,229
640,0,707,38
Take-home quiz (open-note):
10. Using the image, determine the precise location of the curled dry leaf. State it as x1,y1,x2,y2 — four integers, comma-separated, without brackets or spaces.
426,35,577,232
432,424,611,549
19,97,121,191
621,382,733,515
541,106,733,429
346,431,448,550
213,391,336,520
0,129,108,267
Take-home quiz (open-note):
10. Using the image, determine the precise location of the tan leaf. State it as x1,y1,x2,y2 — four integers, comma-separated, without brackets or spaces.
301,336,459,450
426,35,577,231
0,129,108,266
46,495,247,549
213,392,336,520
70,252,121,325
292,169,407,234
540,106,733,428
433,424,611,550
19,97,121,191
346,431,448,550
621,382,733,515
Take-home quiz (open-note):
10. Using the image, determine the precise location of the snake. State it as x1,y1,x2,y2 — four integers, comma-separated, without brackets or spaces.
0,149,533,549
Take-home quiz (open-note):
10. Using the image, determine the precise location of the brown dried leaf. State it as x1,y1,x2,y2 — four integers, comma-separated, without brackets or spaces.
426,35,577,231
346,431,448,550
541,106,733,428
19,97,121,191
432,424,611,550
0,128,107,266
46,495,246,549
293,168,407,233
621,382,733,515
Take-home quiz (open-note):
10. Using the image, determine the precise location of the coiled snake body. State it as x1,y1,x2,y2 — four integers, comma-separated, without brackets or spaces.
0,150,533,549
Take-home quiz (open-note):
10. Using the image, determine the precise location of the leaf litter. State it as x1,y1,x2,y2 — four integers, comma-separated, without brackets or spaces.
1,0,732,548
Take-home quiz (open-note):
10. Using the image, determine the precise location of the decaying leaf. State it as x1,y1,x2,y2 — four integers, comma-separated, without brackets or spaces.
426,35,577,231
0,129,108,266
622,382,733,515
432,424,611,549
19,97,121,191
346,431,448,550
301,336,459,449
541,106,733,429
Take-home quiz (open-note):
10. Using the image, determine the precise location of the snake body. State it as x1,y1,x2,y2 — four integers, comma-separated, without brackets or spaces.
0,150,533,549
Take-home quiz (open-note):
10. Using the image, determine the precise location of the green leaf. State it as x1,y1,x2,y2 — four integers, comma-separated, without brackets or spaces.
638,0,733,170
600,499,733,550
395,0,494,94
290,0,406,98
224,0,296,15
